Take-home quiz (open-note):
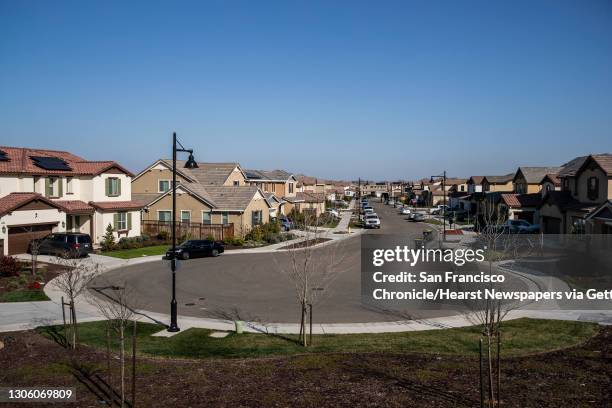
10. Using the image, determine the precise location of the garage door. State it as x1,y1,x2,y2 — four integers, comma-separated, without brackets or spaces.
7,224,54,255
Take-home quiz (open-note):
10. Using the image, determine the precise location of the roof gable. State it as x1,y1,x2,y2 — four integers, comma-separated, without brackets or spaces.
0,192,63,216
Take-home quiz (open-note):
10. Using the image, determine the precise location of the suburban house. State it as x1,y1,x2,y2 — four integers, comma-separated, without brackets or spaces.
245,169,297,201
512,167,562,194
539,174,561,196
0,146,142,255
539,154,612,234
467,176,485,194
481,174,515,192
283,191,326,216
132,160,271,238
498,193,542,223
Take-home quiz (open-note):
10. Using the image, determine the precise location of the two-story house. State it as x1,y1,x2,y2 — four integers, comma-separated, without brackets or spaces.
539,154,612,234
512,167,562,194
132,160,271,238
0,146,142,255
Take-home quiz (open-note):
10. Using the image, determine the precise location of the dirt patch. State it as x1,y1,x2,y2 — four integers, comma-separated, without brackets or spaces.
277,238,331,250
1,327,609,407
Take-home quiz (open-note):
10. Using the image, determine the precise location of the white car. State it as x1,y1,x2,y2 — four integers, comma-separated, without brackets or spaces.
364,214,381,229
360,208,374,221
430,205,449,215
326,209,340,218
400,208,411,215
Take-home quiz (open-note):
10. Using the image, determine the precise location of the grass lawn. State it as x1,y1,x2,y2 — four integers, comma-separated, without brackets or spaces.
0,289,49,302
102,245,169,259
423,218,443,225
39,318,598,360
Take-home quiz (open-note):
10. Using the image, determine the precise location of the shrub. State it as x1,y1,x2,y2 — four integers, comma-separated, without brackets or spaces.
101,223,116,251
205,234,215,241
157,231,169,241
140,233,151,242
0,256,21,277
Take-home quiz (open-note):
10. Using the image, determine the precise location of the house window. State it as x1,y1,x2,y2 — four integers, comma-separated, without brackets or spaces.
66,177,73,194
202,211,211,225
289,183,294,194
107,177,120,197
158,211,172,222
251,210,263,226
546,184,553,192
115,212,128,231
45,177,61,198
222,212,229,225
587,177,599,200
233,180,240,186
460,185,465,192
159,180,171,193
181,210,191,223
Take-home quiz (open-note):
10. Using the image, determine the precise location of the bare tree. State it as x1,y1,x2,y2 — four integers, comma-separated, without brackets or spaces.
89,284,137,408
276,210,347,346
29,239,41,277
53,252,103,349
463,197,536,408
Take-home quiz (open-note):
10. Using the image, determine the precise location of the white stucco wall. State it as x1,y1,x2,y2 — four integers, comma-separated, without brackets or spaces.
0,176,22,198
93,210,141,243
92,174,132,202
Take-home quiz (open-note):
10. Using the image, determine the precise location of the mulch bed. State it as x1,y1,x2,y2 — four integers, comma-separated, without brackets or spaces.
0,326,610,407
0,262,64,298
277,238,331,250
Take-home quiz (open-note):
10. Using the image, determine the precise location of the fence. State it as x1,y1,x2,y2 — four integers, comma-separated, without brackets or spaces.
142,220,234,241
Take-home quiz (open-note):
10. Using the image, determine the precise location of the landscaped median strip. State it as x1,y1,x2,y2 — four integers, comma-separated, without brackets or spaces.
36,318,599,360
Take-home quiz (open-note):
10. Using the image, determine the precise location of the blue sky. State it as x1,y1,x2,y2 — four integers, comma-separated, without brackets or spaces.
1,0,611,180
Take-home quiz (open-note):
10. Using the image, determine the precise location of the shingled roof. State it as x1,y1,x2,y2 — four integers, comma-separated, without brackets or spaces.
161,160,241,186
515,167,563,184
204,186,268,211
483,173,514,184
245,169,293,181
0,146,134,177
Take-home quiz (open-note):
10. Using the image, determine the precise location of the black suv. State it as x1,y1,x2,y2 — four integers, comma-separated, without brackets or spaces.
165,240,224,260
29,233,93,258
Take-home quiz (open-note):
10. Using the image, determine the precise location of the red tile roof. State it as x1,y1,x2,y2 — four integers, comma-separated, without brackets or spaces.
55,200,95,214
90,201,144,211
501,193,542,208
0,192,61,216
0,146,134,177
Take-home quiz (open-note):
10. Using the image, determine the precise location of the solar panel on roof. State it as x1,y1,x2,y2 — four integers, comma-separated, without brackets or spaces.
245,171,263,179
30,156,72,171
0,150,8,161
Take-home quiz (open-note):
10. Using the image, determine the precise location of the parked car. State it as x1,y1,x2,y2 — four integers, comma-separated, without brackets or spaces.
165,239,224,260
430,205,449,215
29,233,93,258
279,217,294,231
412,213,425,222
504,219,540,234
400,207,411,215
326,209,340,218
360,208,374,221
364,214,381,229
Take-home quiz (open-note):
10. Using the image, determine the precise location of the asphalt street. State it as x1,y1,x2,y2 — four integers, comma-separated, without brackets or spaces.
92,200,528,324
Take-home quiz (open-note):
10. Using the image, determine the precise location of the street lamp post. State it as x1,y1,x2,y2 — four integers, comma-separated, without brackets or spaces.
431,170,447,240
168,132,198,333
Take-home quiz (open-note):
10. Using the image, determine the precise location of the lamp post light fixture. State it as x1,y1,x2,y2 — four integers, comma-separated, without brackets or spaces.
168,132,198,333
430,170,447,240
